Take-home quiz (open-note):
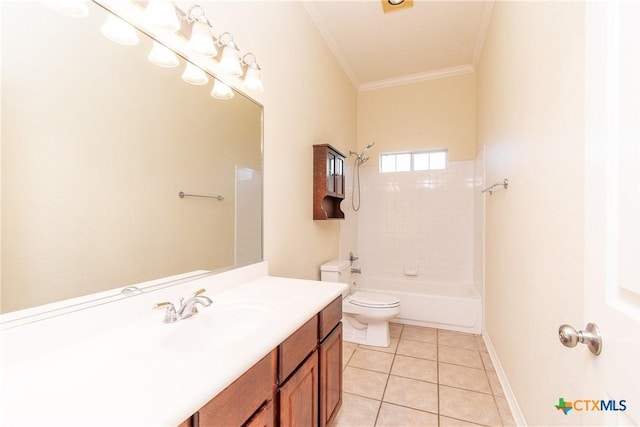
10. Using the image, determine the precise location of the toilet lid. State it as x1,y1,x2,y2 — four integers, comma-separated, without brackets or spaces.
349,291,400,308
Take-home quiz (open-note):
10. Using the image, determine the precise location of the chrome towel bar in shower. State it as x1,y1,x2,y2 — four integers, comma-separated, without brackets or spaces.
481,179,508,195
178,191,224,201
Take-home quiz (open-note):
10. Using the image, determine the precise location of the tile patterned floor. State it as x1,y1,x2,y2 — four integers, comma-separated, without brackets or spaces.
331,323,516,427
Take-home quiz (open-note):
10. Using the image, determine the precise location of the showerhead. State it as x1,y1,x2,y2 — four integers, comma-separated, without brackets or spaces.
350,142,376,161
351,143,375,211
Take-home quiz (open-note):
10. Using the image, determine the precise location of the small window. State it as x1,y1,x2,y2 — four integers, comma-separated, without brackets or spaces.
380,149,447,173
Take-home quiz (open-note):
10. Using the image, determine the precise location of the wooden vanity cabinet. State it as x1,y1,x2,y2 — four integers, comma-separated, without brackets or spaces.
278,296,342,427
182,297,342,427
196,350,277,427
278,351,319,427
319,323,342,427
244,400,275,427
278,316,318,384
313,144,346,220
318,296,343,426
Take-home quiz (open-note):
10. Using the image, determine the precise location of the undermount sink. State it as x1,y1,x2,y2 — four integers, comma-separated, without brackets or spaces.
160,301,275,353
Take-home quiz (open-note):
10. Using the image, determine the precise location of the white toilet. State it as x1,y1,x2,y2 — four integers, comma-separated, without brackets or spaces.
321,260,400,347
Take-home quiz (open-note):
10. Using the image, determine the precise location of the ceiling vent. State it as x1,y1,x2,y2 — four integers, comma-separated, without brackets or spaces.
381,0,414,14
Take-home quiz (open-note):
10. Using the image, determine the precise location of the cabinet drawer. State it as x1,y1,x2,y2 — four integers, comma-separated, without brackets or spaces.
318,297,342,341
198,349,276,427
279,315,318,384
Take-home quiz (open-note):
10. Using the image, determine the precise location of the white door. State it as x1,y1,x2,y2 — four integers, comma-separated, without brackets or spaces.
584,0,640,425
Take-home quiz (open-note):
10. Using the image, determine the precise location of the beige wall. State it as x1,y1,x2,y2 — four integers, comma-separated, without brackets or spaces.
175,2,359,280
357,73,476,166
477,2,586,425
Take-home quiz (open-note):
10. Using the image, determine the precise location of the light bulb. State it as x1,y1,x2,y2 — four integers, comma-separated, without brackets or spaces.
186,22,217,57
101,13,139,46
242,64,264,93
219,44,242,76
144,0,180,32
148,41,179,67
181,63,208,85
211,80,234,99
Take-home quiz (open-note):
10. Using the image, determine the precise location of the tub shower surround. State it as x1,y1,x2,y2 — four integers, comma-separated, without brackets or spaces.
354,160,483,333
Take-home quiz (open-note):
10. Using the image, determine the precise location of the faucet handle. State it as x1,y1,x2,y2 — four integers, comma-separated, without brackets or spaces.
190,288,207,298
153,302,178,323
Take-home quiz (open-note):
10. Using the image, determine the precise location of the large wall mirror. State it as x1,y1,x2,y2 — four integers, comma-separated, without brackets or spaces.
0,1,263,314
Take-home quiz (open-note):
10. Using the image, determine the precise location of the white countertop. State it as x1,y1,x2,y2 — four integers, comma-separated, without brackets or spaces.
0,263,348,426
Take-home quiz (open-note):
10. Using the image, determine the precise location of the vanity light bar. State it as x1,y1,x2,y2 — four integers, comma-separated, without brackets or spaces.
61,0,265,96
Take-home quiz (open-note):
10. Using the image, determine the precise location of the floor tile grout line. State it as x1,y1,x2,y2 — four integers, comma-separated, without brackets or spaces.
343,364,393,376
438,382,499,397
340,325,503,426
373,324,403,427
439,360,487,372
376,401,441,418
343,342,358,368
440,414,495,427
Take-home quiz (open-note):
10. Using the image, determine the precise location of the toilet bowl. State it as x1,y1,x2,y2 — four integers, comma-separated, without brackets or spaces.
320,260,400,347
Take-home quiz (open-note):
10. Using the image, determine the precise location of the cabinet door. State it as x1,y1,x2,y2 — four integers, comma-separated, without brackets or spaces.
244,400,274,427
334,156,344,198
326,152,336,195
279,351,319,427
319,323,342,427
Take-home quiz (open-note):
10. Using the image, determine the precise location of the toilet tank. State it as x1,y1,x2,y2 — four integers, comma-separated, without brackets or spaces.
320,260,351,284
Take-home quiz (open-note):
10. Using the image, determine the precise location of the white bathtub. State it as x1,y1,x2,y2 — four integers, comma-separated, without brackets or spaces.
353,277,482,334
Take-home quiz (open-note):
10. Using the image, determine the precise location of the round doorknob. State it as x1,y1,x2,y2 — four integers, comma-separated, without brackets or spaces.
558,323,602,356
558,324,580,348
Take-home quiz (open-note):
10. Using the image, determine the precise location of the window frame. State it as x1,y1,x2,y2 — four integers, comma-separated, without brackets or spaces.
379,149,448,173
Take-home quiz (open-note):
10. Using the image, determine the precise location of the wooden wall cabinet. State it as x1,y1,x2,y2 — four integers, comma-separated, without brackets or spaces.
181,297,342,427
313,144,346,220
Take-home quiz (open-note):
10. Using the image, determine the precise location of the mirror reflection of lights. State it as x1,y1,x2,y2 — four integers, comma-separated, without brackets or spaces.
181,62,209,85
100,13,139,46
211,79,235,99
148,41,179,67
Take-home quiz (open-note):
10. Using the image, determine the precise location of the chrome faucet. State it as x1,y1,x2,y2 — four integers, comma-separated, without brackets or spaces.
153,288,212,323
153,301,179,323
177,290,213,320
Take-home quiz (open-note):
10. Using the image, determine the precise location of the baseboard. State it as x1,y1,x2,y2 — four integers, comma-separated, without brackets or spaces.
482,332,528,426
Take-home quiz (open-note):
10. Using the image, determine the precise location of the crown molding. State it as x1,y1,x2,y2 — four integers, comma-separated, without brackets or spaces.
301,0,361,90
472,1,495,68
358,64,476,92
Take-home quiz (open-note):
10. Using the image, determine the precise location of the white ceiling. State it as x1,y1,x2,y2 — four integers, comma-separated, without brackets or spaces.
302,0,495,91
